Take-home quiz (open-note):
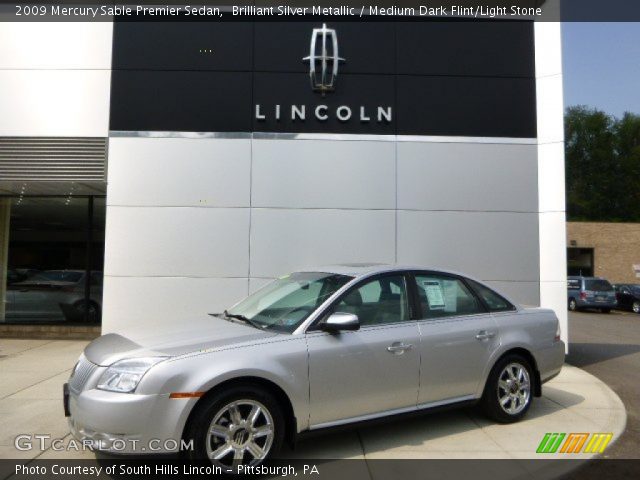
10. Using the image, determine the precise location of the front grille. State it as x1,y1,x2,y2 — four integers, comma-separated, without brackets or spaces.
69,356,98,393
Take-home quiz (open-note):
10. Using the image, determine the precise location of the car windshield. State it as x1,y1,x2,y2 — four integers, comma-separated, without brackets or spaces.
27,271,83,283
585,279,613,292
224,272,353,333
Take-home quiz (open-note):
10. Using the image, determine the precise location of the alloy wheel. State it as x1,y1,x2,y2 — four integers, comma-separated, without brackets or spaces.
633,301,640,314
497,362,531,415
206,399,274,469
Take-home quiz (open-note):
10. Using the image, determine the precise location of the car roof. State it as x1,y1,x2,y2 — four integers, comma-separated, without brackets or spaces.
305,263,476,279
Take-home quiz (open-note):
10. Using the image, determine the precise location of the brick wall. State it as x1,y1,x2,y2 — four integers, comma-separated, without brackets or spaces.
567,222,640,283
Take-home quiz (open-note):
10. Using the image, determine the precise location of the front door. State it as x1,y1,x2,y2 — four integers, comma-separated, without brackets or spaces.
306,274,420,427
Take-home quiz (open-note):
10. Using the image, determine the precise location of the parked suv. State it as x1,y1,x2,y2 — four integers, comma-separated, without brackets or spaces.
568,276,617,313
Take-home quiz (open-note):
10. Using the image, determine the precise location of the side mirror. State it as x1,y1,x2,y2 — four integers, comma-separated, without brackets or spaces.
321,312,360,333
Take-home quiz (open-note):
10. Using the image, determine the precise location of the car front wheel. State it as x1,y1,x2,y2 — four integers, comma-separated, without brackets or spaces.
184,385,284,470
480,355,534,423
633,301,640,314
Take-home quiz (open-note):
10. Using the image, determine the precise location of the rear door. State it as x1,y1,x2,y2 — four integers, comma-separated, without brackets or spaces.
413,272,501,405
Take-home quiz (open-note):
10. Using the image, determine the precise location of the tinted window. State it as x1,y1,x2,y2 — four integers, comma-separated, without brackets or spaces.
333,275,410,326
568,279,581,290
415,274,484,319
467,280,516,312
585,279,613,292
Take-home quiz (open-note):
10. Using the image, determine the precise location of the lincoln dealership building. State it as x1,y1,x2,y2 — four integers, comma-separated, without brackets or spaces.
0,11,567,342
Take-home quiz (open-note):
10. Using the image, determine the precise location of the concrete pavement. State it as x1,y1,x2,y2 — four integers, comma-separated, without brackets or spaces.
0,338,627,464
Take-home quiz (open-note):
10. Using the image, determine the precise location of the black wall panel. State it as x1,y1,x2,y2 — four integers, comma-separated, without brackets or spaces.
113,22,254,71
110,71,252,132
396,21,535,77
397,76,537,138
110,20,538,138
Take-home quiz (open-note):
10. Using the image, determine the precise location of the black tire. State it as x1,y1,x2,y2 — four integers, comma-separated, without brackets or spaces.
480,354,534,423
601,308,611,314
184,384,285,469
568,298,577,311
633,301,640,314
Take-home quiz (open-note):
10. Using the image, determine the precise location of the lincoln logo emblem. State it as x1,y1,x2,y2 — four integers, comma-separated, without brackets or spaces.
303,23,345,95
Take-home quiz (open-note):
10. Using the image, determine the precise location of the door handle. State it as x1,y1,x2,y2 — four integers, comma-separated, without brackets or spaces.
475,331,496,341
387,342,413,354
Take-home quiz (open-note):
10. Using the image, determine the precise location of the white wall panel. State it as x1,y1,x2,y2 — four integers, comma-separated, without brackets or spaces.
0,70,110,136
534,21,563,78
0,22,112,69
540,280,569,346
536,74,565,145
397,210,539,282
537,142,566,213
249,278,275,295
104,206,249,277
483,281,540,307
249,208,396,278
539,212,567,282
251,139,395,209
397,142,538,212
107,138,251,207
101,276,248,336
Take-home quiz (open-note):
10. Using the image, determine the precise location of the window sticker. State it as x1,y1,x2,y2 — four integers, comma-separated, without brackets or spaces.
442,280,458,313
422,280,445,310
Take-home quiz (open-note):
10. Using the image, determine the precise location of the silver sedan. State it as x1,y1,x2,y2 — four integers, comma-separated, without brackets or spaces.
64,264,565,469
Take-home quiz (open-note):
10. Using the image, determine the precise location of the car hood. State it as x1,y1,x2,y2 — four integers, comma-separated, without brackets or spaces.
84,314,280,366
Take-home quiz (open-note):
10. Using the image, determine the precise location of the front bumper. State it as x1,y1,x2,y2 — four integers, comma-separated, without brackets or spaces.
576,300,617,309
65,382,195,455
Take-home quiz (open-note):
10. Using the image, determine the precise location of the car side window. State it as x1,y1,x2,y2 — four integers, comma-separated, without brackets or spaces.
333,275,410,326
467,279,516,312
415,274,483,319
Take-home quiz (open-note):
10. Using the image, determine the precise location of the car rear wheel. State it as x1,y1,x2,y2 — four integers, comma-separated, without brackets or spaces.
633,301,640,314
184,385,284,470
568,298,577,311
480,354,534,423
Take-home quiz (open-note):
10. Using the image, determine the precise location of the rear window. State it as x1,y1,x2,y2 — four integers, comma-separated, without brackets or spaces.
585,279,613,292
467,280,515,312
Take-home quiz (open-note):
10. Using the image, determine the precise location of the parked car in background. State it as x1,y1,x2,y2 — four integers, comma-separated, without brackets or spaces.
65,264,564,469
568,276,617,313
6,270,103,322
613,284,640,314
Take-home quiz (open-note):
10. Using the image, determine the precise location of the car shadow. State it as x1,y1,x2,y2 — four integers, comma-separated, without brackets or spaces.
567,342,640,368
281,388,586,459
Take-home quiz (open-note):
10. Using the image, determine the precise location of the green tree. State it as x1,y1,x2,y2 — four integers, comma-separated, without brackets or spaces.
565,106,640,222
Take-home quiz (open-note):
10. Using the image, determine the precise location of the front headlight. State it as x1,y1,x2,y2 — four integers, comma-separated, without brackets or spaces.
97,357,167,393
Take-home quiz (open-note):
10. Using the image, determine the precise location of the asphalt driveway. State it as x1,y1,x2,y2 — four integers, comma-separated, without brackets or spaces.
566,309,640,458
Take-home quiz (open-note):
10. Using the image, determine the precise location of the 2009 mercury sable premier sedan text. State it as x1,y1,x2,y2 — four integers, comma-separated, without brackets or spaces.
64,264,565,469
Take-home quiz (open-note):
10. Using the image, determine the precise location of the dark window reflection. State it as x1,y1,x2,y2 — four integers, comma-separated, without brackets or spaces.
1,196,105,324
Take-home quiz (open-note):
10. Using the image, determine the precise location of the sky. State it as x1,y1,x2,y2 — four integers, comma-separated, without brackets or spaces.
562,22,640,118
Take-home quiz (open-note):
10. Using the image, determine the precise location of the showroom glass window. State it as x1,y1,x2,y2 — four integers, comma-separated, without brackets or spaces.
0,196,105,324
414,274,484,319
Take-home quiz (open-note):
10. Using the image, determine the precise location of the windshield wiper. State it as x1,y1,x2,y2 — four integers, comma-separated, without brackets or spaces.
222,310,265,330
